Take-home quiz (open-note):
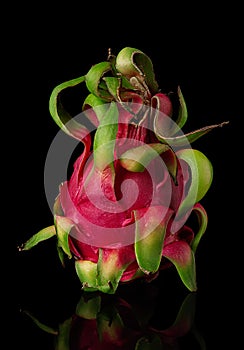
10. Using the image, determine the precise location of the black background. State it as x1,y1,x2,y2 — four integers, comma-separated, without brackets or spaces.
11,4,242,349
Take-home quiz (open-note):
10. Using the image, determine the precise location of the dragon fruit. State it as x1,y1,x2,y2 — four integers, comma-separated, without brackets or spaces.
20,47,228,294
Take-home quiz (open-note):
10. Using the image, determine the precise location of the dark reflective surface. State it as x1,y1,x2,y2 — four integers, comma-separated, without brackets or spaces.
16,265,204,349
15,223,240,350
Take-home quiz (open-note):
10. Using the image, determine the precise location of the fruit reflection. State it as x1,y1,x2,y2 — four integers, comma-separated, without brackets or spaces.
23,284,206,349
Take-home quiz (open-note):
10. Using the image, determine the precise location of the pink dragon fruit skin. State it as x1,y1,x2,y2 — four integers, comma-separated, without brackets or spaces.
58,120,193,287
20,47,228,294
